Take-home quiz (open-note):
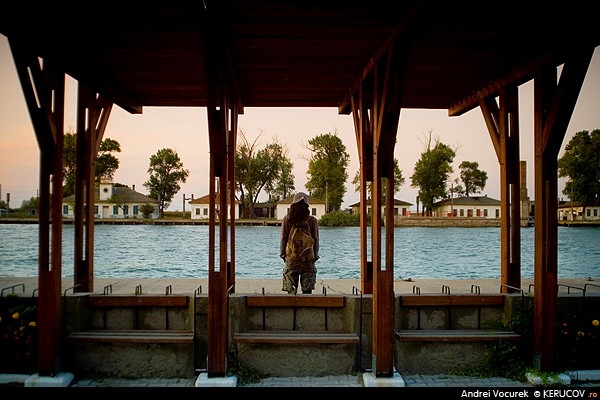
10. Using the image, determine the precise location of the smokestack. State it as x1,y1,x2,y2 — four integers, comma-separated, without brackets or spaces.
520,160,527,200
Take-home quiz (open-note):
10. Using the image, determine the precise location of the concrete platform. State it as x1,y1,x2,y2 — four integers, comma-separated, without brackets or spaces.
362,371,406,387
195,373,237,387
24,372,74,387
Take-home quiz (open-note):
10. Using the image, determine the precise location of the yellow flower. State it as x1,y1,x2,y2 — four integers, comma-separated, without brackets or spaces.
593,319,599,327
29,321,37,328
12,312,19,319
577,331,584,337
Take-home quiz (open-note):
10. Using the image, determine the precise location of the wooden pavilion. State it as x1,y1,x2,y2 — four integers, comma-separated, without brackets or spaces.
1,1,599,379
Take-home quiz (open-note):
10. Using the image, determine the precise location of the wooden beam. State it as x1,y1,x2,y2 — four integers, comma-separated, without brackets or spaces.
449,45,589,117
499,85,521,293
400,294,505,307
89,295,189,308
351,83,373,295
201,2,242,377
370,48,401,378
479,96,501,161
73,85,113,294
246,295,345,308
8,38,57,152
228,105,239,293
338,0,425,114
532,47,593,372
11,39,65,376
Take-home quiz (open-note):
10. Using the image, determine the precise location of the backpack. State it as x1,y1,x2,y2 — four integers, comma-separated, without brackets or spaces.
285,218,315,263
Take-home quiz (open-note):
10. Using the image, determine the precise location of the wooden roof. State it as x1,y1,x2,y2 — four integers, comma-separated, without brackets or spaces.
1,1,598,116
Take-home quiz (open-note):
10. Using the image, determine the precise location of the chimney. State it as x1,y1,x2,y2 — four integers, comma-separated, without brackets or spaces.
132,184,136,191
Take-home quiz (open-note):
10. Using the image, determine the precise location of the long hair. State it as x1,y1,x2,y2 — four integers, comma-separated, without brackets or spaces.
288,200,310,226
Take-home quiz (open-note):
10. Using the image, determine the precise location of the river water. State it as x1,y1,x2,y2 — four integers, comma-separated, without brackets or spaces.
0,224,598,280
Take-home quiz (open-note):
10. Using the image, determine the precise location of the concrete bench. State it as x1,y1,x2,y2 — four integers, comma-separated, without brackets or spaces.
66,295,195,378
400,294,505,307
231,294,359,376
245,294,345,308
68,329,193,344
398,294,507,330
85,294,191,330
396,294,521,374
243,294,347,331
88,294,189,308
395,329,521,342
234,330,359,344
237,294,357,342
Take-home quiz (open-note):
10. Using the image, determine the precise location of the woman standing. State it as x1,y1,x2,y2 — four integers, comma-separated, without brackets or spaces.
279,192,319,294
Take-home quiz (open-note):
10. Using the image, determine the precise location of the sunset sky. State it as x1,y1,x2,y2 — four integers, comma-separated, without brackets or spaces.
1,34,599,211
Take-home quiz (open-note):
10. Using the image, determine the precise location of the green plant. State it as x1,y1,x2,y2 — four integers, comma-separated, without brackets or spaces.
0,300,38,374
458,296,535,382
227,347,269,386
525,369,569,387
556,313,600,370
319,211,359,226
457,340,529,382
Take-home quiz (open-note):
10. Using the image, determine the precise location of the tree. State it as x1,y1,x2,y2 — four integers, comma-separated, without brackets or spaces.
139,203,156,218
20,196,39,214
410,131,457,215
305,131,349,212
96,138,121,181
265,143,295,202
352,158,405,200
235,130,294,218
457,161,488,196
62,131,121,197
144,148,190,218
558,129,600,217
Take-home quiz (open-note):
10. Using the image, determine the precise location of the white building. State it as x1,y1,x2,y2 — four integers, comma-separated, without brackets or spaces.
189,193,240,220
275,194,326,220
433,195,501,218
558,202,600,221
62,179,159,219
348,198,413,217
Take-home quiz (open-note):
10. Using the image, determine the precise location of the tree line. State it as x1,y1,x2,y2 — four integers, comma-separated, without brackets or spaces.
2,128,597,219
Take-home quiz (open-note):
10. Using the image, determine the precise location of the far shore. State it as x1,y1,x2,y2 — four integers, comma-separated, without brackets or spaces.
1,216,598,227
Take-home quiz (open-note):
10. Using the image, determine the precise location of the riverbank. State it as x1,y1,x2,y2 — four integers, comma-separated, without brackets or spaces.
3,216,599,227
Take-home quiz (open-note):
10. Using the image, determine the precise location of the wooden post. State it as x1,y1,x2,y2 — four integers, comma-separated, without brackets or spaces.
533,48,592,371
9,39,65,376
351,84,373,295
